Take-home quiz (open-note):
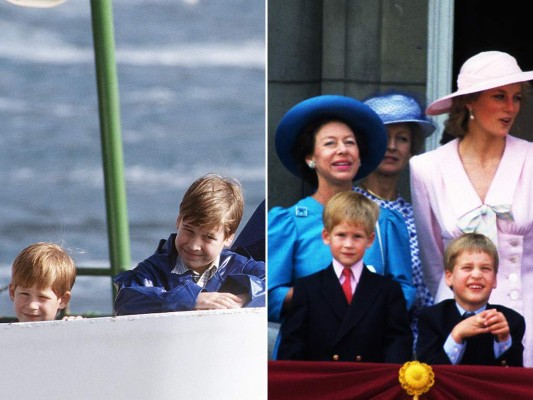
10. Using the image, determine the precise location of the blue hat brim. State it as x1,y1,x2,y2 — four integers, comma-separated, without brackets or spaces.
383,118,436,138
275,95,387,181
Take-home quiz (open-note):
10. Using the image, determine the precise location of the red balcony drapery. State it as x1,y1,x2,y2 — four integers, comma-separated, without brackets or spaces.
269,360,533,399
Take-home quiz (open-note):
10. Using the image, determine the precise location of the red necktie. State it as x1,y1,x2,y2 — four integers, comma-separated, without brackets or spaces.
341,267,352,304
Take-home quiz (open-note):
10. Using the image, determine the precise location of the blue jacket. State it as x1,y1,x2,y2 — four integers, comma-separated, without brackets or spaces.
113,234,265,316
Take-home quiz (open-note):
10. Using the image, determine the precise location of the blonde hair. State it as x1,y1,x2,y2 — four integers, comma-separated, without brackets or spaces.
323,191,379,235
178,173,244,238
10,242,76,297
444,233,499,274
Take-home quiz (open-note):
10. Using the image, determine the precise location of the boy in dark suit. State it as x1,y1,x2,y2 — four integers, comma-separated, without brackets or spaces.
277,191,412,363
417,233,525,366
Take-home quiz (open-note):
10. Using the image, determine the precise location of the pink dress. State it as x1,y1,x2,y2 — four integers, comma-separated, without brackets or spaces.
410,135,533,366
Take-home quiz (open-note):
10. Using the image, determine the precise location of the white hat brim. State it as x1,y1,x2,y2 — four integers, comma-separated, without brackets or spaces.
426,70,533,116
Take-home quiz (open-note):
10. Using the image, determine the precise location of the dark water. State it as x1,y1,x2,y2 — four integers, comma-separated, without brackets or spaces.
0,0,265,316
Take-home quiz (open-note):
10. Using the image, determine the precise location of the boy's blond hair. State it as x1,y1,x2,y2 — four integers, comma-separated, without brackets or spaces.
10,242,76,297
323,191,379,235
177,173,244,238
444,233,499,274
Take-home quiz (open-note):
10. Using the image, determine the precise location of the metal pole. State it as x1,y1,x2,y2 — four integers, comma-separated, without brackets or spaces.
90,0,131,295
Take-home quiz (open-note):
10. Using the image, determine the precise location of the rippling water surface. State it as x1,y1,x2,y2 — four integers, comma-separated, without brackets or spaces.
0,0,265,316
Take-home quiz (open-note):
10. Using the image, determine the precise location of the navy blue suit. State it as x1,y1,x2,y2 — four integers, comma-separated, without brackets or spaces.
417,299,525,366
277,264,412,363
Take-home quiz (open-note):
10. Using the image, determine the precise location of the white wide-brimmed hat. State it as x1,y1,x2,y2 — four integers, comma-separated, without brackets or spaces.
426,51,533,115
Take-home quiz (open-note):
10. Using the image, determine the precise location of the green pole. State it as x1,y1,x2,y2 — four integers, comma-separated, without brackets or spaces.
90,0,131,292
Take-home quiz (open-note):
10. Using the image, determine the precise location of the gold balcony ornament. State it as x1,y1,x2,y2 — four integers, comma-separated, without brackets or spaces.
5,0,66,8
398,361,435,399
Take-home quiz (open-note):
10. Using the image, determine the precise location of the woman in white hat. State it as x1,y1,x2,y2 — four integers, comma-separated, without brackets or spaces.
268,95,416,331
355,92,436,342
410,51,533,366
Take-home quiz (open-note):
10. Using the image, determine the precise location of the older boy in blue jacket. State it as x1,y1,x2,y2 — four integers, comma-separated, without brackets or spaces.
113,174,265,315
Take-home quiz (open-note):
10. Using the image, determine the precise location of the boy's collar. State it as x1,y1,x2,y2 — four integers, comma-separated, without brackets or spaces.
171,254,221,276
455,302,487,316
332,258,364,279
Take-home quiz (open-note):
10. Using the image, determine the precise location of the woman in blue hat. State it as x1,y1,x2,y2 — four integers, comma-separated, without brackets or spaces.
355,92,436,342
268,95,416,331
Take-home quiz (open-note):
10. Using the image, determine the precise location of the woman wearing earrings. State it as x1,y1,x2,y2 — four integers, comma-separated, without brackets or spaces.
410,51,533,366
268,95,415,331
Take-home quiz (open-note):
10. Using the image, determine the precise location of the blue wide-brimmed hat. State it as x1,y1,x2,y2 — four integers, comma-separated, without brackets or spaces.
363,93,436,138
275,95,387,181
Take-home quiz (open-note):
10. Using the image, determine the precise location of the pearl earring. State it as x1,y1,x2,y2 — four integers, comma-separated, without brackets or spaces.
469,109,475,120
308,160,316,169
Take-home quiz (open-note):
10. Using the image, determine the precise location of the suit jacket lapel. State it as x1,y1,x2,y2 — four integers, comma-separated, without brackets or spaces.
334,267,380,343
444,300,462,335
318,264,349,321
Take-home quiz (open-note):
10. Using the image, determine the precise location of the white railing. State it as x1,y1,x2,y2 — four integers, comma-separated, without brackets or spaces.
0,308,267,400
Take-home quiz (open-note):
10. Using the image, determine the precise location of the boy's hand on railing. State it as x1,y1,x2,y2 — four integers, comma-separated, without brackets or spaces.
62,315,85,321
195,292,246,310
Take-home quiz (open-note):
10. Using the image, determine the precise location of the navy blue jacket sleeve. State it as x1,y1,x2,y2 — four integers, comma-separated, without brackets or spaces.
113,269,204,315
214,254,266,307
113,235,265,316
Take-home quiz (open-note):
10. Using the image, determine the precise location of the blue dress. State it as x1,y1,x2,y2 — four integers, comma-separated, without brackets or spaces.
268,195,415,323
